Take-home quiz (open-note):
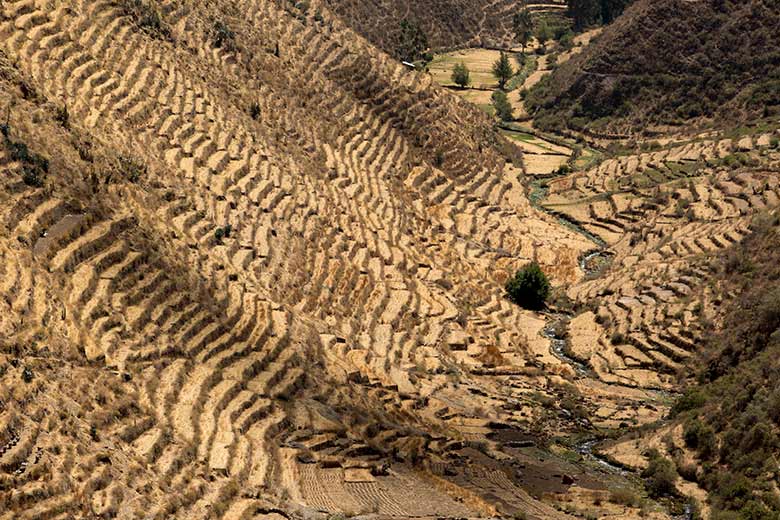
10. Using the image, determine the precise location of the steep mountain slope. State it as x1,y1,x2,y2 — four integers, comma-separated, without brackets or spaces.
325,0,568,55
0,0,605,517
527,0,780,134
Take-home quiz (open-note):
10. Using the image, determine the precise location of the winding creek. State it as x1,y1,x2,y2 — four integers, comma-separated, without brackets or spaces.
576,439,630,475
541,314,590,377
521,136,638,477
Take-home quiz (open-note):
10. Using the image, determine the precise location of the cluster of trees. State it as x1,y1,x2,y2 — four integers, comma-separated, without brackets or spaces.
451,2,611,123
513,8,557,52
449,52,515,120
492,52,515,120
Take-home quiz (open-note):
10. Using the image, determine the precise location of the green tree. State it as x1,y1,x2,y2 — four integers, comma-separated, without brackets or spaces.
396,19,429,62
492,51,514,90
505,262,551,310
451,62,471,89
492,90,514,121
211,20,237,52
512,9,534,53
535,20,553,50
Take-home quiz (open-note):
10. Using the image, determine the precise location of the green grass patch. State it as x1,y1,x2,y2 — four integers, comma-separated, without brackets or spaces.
664,160,703,178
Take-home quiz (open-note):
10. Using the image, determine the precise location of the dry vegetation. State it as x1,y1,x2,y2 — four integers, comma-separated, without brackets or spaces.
324,0,565,56
0,0,779,518
526,0,780,135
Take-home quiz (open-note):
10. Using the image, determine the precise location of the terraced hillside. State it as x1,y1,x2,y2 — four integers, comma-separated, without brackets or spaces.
0,0,631,517
548,132,780,391
326,0,569,54
3,0,779,517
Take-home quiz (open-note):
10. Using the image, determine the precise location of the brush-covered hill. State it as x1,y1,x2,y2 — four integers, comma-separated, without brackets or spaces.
324,0,566,57
0,0,599,517
526,0,780,135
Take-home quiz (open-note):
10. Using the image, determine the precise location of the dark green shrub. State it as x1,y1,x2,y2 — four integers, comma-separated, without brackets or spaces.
121,0,171,39
684,419,703,447
506,262,551,310
670,388,707,417
559,30,575,51
641,449,677,498
4,133,49,187
739,501,773,520
767,390,780,424
118,156,145,183
609,487,639,507
451,62,471,89
433,151,444,168
250,102,261,120
535,20,553,49
678,462,699,482
22,167,44,187
684,419,716,459
54,105,69,128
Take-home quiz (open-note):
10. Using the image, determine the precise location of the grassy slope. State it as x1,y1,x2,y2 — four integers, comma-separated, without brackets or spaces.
526,0,780,134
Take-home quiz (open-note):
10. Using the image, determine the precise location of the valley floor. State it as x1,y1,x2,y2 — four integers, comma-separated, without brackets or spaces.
430,33,780,520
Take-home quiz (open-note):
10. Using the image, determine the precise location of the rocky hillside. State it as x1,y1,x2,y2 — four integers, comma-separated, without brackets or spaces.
527,0,780,134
